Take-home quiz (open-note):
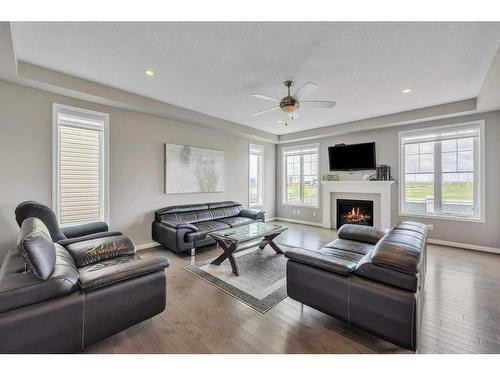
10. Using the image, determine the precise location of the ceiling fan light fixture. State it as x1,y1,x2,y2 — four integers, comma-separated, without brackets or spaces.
282,105,297,113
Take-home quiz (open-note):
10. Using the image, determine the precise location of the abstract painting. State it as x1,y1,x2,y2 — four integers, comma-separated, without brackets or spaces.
165,144,225,193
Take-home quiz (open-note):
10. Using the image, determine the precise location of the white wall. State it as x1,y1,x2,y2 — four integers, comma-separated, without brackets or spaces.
277,111,500,249
0,80,276,250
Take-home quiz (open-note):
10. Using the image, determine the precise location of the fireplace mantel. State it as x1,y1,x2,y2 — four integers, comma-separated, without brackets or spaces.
321,180,395,229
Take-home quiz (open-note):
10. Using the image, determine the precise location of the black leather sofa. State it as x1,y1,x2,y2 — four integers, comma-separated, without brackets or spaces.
152,201,265,254
285,221,428,351
0,202,169,353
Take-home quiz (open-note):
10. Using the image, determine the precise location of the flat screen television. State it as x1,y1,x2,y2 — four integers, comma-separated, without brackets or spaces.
328,142,376,171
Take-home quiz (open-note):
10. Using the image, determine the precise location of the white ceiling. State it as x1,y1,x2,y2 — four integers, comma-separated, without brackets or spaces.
11,22,500,135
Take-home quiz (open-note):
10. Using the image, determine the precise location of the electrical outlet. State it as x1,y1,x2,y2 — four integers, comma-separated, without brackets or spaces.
297,209,300,215
313,212,317,217
428,224,434,231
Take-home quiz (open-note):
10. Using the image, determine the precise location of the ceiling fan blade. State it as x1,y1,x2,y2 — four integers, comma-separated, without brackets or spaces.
251,93,280,102
300,100,336,109
293,82,319,100
252,106,280,116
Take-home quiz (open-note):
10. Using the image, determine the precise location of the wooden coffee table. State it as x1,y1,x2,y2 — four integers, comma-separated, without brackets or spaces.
208,222,288,276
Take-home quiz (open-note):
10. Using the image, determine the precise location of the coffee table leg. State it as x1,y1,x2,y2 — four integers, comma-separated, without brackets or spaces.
211,240,240,276
258,233,284,254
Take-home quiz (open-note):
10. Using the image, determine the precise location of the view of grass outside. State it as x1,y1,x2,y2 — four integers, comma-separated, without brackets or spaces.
405,181,473,202
286,181,318,205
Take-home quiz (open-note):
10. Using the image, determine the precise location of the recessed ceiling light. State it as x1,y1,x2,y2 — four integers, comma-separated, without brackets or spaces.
277,120,282,124
402,88,412,94
144,69,155,77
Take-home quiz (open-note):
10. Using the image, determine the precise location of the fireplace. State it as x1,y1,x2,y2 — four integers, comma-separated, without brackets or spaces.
336,199,374,229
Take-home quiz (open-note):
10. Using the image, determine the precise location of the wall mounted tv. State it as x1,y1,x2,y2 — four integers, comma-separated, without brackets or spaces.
328,142,376,171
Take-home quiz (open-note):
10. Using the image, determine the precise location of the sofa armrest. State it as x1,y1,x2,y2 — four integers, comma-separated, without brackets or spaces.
79,256,169,292
152,221,196,253
337,224,388,245
62,221,109,239
64,235,136,268
239,208,265,221
161,220,197,232
285,248,357,275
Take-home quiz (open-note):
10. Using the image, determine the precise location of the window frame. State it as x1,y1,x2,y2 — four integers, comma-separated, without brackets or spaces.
248,143,264,207
398,120,485,223
52,103,109,227
281,143,320,208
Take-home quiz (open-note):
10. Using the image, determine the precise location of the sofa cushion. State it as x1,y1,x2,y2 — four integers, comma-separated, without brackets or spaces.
17,218,57,280
154,203,209,221
210,206,242,220
217,216,255,228
185,221,231,242
324,238,374,256
354,254,420,292
285,247,362,275
370,222,428,275
337,224,389,245
0,244,79,313
64,235,136,268
78,255,169,291
207,201,241,209
15,201,66,242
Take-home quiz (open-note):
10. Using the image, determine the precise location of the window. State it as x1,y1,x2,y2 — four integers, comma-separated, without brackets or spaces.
249,144,264,207
282,144,319,207
52,103,109,226
399,121,484,221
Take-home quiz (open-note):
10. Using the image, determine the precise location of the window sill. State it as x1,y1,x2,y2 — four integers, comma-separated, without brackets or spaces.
281,202,320,209
249,203,263,208
399,211,484,223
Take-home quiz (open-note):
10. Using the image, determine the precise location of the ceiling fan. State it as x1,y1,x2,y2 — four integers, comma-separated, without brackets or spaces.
251,80,336,125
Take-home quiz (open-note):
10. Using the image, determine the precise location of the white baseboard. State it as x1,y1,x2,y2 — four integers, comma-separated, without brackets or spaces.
270,217,324,227
136,241,161,251
427,238,500,254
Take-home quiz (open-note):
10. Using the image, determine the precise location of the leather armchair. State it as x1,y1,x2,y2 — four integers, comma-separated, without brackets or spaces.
0,216,169,353
285,221,428,351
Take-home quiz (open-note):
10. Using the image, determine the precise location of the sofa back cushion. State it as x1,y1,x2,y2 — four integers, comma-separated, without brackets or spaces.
337,224,388,245
211,205,242,220
15,201,66,242
354,221,428,292
156,201,243,223
370,221,428,275
155,203,209,221
17,218,57,280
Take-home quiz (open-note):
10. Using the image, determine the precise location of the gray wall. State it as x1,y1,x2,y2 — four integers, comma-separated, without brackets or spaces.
0,80,276,250
277,111,500,249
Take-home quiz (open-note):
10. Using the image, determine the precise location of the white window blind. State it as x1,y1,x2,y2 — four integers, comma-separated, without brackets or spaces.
53,104,108,226
249,144,264,206
399,122,483,221
282,144,319,207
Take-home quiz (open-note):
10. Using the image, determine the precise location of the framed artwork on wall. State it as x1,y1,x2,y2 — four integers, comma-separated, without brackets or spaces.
165,144,225,193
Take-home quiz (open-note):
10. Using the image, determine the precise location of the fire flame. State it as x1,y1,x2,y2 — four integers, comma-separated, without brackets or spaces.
345,207,370,224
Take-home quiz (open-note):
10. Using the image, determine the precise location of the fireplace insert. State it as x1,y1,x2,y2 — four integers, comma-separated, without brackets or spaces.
336,199,374,229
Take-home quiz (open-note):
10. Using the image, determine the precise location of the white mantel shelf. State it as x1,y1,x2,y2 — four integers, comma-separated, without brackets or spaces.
321,180,395,230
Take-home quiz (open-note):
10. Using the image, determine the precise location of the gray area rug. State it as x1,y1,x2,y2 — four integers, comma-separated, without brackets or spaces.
185,244,291,313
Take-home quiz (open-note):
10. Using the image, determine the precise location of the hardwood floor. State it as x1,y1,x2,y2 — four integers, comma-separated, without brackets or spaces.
85,221,500,354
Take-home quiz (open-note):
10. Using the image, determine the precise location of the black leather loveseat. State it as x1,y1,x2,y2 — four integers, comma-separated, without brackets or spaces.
152,201,265,254
285,221,428,351
0,202,169,353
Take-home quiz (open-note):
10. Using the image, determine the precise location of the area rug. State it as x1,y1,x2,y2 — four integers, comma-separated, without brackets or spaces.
184,244,291,313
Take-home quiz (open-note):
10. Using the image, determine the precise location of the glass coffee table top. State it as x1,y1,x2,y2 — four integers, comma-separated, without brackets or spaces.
209,222,287,243
208,222,288,276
